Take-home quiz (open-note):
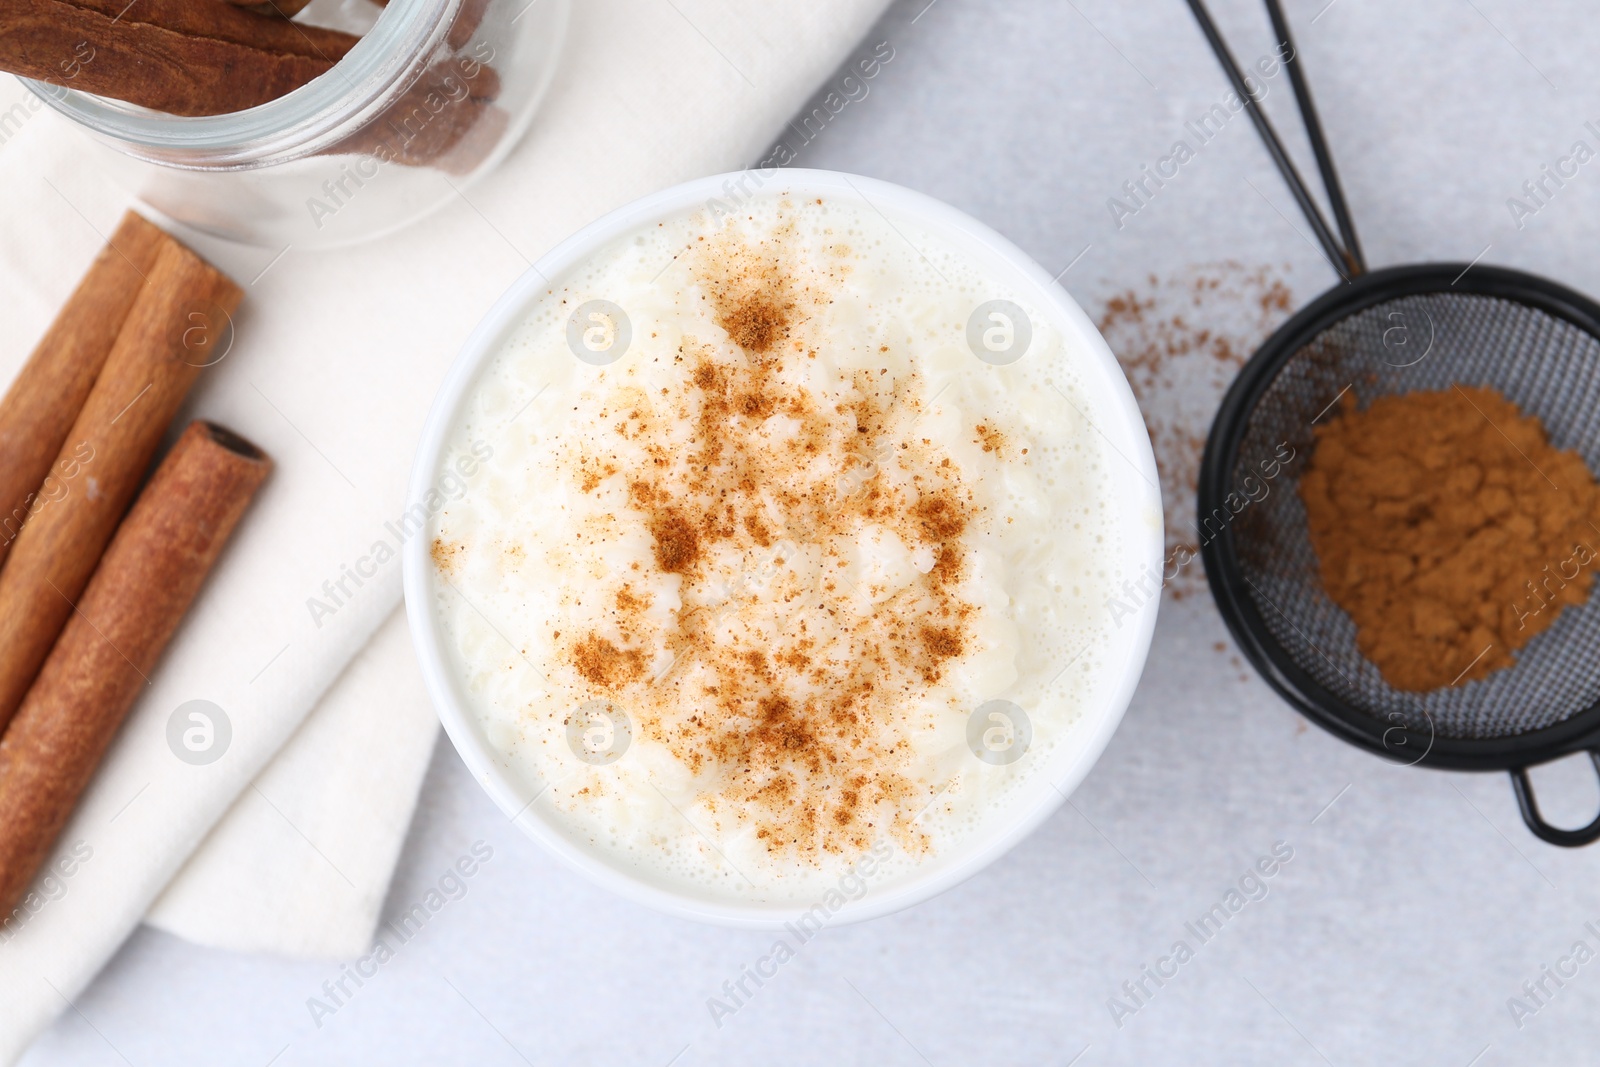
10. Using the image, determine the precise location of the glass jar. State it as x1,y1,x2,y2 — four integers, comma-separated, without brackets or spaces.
24,0,568,248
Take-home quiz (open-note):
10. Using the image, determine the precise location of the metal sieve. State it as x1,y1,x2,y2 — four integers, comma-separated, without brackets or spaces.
1190,0,1600,845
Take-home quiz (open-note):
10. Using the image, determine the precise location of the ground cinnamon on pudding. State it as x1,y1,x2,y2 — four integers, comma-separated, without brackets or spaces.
554,224,987,858
1299,386,1600,691
572,633,645,689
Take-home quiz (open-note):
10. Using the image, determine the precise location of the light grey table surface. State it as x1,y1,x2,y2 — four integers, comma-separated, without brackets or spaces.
25,0,1600,1063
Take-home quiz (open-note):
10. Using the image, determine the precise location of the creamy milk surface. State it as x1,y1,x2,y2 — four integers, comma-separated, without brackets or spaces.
429,190,1142,906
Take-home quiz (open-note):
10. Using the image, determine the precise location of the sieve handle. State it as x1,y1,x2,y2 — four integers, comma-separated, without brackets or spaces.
1183,0,1363,280
1263,0,1365,274
1510,753,1600,848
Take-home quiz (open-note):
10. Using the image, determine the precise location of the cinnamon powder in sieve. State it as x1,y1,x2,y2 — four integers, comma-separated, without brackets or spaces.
1299,386,1600,692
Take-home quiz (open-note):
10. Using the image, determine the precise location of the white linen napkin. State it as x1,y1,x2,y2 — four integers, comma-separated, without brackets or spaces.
143,605,439,960
0,0,892,1058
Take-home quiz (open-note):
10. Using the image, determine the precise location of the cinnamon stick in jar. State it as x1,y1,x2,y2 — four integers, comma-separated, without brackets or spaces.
372,0,492,49
326,55,504,173
0,0,360,116
0,212,170,572
0,240,241,733
0,422,270,917
224,0,315,16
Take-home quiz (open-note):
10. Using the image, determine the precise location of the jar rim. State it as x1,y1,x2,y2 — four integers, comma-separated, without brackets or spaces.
24,0,457,168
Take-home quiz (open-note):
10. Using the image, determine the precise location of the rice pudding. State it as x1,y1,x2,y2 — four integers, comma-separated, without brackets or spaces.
426,188,1150,905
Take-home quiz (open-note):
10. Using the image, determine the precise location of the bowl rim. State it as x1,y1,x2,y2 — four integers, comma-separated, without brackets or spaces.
402,167,1163,928
1197,261,1600,772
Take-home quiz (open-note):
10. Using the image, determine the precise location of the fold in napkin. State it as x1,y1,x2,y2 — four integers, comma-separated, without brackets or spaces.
0,0,893,1058
145,606,438,959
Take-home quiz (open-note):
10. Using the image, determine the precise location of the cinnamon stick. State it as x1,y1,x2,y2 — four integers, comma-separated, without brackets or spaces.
0,0,360,116
373,0,491,50
0,212,172,572
224,0,314,17
0,421,270,917
0,239,241,733
446,0,492,50
328,55,503,172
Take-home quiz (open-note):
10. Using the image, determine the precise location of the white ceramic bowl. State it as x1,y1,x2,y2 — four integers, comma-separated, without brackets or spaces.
404,169,1162,928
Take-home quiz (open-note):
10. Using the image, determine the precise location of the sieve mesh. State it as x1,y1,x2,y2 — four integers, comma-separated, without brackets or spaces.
1223,289,1600,741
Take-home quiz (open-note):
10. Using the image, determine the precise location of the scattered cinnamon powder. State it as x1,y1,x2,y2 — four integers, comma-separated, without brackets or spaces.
576,457,617,493
1300,386,1600,691
571,633,646,690
431,538,463,574
918,625,964,681
646,509,700,574
615,585,650,614
1097,264,1295,598
702,236,796,353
